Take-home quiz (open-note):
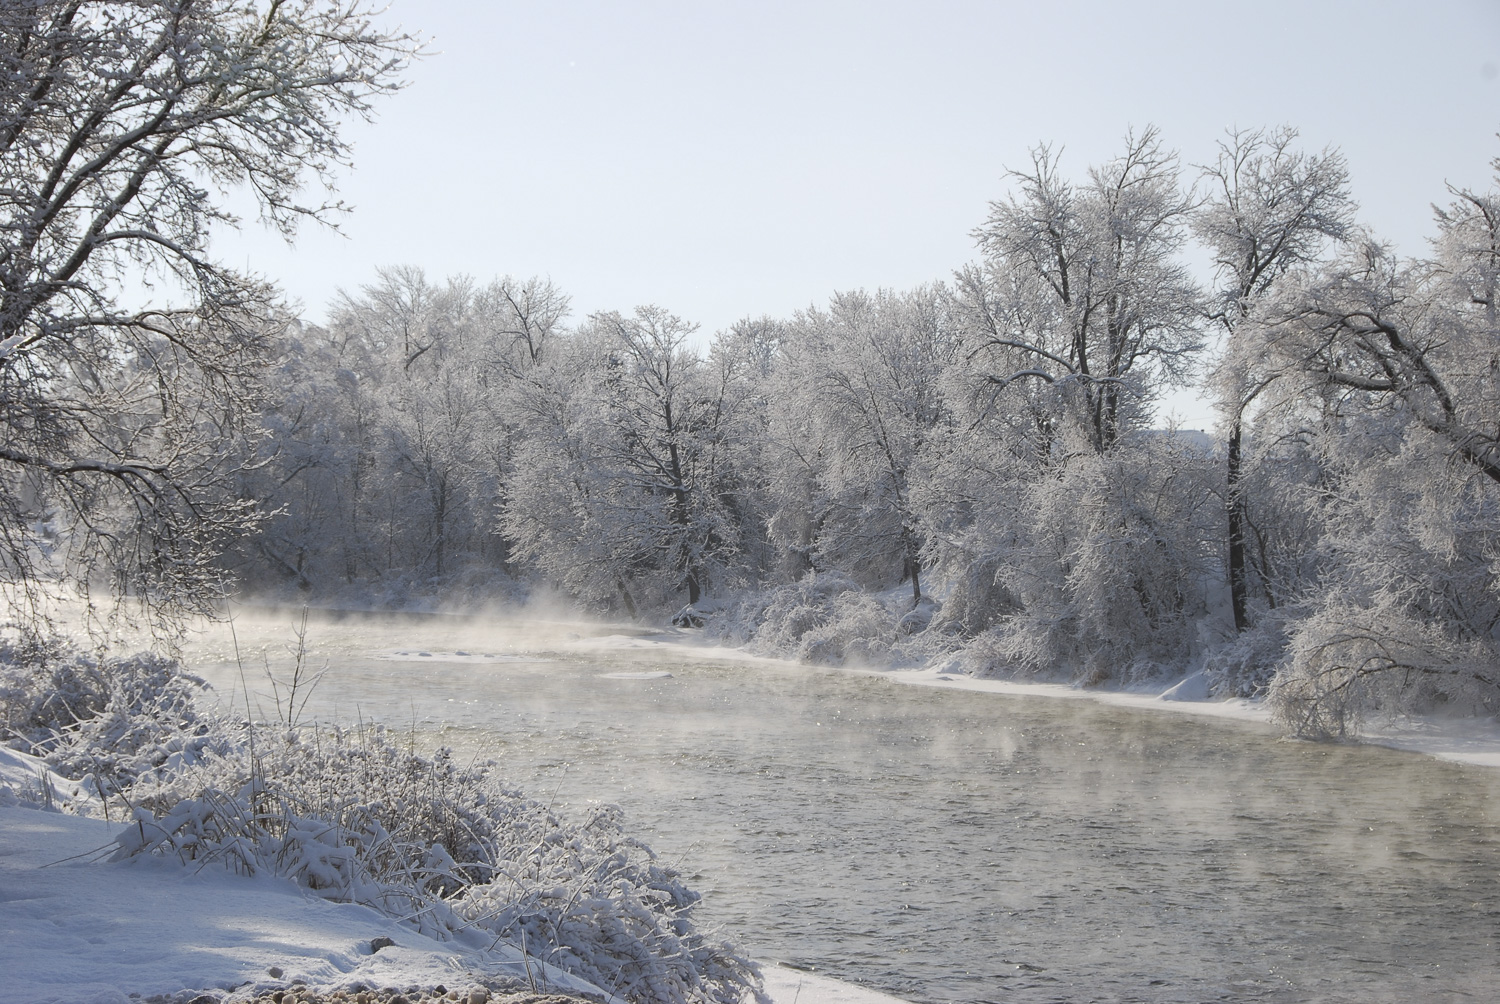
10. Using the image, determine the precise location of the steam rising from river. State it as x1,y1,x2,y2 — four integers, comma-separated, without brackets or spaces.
181,607,1500,1004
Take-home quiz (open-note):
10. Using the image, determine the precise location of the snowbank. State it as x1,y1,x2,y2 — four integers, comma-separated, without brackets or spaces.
0,743,908,1004
0,803,611,1004
0,745,91,811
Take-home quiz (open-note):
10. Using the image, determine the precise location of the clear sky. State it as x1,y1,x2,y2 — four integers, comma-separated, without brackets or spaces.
214,0,1500,426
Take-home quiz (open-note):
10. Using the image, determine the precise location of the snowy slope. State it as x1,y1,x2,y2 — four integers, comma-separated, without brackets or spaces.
0,805,608,1003
1,746,910,1004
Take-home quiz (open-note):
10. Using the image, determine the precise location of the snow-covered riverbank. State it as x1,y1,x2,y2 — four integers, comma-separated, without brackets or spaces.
543,622,1500,770
1,744,910,1004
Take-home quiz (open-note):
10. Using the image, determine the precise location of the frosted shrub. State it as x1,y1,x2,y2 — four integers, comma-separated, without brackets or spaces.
923,553,1015,640
1202,617,1291,698
0,634,222,796
1268,434,1500,734
0,632,116,744
796,590,895,666
703,572,861,656
462,802,762,1004
953,626,1022,680
114,725,762,1004
122,730,510,898
707,573,946,668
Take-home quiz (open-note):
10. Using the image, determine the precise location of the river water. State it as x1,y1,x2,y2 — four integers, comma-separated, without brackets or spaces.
182,610,1500,1004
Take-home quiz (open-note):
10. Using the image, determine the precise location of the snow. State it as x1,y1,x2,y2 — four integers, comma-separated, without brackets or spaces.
1157,669,1211,702
0,752,616,1004
0,746,90,811
1356,714,1500,768
760,969,910,1004
1,746,907,1004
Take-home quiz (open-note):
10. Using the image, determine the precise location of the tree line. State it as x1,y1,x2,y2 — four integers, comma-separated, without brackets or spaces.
228,127,1500,733
1,5,1495,734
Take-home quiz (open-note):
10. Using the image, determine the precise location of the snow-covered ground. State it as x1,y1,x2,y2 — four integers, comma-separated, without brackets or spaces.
1,747,909,1004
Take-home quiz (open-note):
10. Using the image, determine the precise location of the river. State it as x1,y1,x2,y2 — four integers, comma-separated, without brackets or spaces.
181,609,1500,1004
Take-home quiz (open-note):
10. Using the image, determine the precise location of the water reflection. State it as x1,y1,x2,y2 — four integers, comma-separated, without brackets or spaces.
185,611,1500,1004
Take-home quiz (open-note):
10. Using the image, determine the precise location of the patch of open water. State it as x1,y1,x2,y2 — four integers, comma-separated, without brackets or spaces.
185,611,1500,1004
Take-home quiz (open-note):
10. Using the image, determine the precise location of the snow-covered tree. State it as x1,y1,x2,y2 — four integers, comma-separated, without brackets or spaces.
0,1,416,624
504,307,749,613
968,127,1201,455
1194,127,1353,631
236,269,562,596
954,433,1221,685
1263,148,1500,730
767,287,960,604
915,131,1214,680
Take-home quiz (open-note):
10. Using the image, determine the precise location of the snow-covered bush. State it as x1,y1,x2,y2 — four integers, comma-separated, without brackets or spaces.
1267,432,1500,735
795,590,896,667
706,573,945,667
0,633,223,797
703,572,861,653
112,723,762,1004
922,552,1015,640
1201,616,1290,698
462,802,761,1004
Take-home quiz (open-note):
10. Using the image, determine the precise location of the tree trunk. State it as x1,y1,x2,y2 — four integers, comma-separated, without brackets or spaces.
1226,417,1249,633
616,578,639,620
903,528,922,607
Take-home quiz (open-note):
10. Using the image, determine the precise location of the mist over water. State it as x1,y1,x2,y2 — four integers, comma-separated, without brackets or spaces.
185,610,1500,1004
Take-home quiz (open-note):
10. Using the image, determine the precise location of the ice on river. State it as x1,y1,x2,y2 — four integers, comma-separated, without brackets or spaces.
374,649,546,664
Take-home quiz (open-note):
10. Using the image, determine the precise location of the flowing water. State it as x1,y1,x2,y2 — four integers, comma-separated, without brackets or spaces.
183,610,1500,1004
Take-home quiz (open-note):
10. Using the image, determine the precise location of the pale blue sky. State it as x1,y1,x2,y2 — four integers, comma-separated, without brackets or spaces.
216,0,1500,425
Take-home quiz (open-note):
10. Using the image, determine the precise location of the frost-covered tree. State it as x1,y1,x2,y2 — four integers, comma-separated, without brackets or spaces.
917,131,1213,680
956,434,1222,685
504,307,749,613
0,1,417,623
236,270,562,596
968,127,1201,455
1263,148,1500,730
701,317,784,584
354,271,500,579
236,320,372,590
1194,127,1353,631
768,287,960,605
